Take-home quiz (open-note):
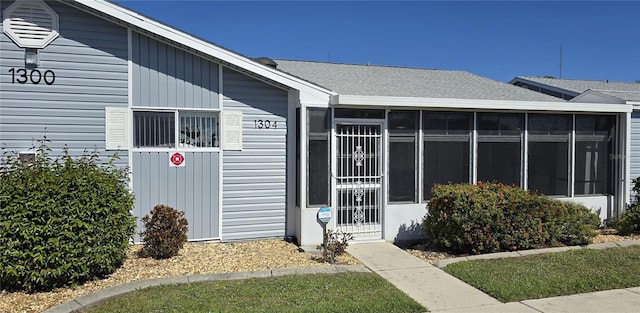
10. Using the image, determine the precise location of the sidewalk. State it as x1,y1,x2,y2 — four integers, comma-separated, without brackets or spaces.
346,241,640,313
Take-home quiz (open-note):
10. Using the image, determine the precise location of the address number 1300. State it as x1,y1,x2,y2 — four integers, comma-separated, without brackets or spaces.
8,68,55,85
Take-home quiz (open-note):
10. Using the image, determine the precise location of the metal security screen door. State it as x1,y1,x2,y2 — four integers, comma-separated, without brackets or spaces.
335,123,383,239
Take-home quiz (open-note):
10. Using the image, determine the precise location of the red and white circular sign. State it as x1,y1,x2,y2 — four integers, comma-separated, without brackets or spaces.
169,152,185,167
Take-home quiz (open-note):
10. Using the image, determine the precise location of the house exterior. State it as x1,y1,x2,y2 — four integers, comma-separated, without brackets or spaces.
0,0,633,248
510,77,640,204
0,0,333,243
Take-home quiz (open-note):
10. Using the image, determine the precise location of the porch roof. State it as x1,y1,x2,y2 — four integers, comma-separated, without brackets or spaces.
275,60,564,102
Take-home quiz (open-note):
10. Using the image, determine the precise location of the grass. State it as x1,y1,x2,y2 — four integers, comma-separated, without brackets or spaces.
83,272,425,313
444,246,640,302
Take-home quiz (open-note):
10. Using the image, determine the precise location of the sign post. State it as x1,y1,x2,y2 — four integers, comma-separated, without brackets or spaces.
317,207,332,253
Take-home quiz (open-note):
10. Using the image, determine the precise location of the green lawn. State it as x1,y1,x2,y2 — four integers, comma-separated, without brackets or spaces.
83,272,425,313
444,246,640,302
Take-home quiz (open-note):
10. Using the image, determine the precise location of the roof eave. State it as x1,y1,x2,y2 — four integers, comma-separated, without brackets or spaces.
334,95,632,113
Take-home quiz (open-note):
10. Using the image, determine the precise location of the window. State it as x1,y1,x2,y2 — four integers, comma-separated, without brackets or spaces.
334,108,385,119
423,112,472,199
308,108,330,206
388,111,418,202
134,111,175,148
179,112,219,148
477,113,523,186
574,115,615,195
527,114,571,196
133,111,219,148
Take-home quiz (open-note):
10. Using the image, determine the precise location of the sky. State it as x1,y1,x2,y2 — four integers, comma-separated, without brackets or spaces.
113,1,640,83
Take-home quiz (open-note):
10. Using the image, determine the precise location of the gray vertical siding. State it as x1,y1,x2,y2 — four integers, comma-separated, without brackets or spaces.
131,32,219,109
222,68,289,240
132,152,220,241
0,1,128,165
630,112,640,198
130,33,222,240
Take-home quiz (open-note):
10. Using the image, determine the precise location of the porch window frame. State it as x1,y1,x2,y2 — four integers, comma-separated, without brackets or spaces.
306,107,331,207
388,110,419,203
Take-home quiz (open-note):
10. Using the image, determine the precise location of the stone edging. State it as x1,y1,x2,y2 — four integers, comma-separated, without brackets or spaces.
43,265,370,313
434,239,640,268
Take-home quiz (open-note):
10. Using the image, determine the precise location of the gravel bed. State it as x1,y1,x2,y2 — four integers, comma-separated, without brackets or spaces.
1,239,359,313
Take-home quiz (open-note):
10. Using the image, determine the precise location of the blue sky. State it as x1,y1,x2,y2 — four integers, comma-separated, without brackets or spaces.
113,1,640,83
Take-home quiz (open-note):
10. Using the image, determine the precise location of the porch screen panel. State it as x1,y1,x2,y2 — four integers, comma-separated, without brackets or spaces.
307,108,330,206
388,111,418,202
527,114,571,196
423,112,472,200
574,115,615,195
477,113,523,186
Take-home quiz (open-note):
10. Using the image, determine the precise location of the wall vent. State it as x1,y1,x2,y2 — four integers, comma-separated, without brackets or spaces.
3,0,59,49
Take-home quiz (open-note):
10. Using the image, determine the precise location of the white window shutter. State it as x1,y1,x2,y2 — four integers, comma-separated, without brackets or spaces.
222,111,243,150
105,107,129,150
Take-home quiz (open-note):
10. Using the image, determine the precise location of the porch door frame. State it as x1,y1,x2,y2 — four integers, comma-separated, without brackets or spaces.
331,117,385,240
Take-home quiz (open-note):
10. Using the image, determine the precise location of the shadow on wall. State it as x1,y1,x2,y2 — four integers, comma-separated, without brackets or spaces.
393,220,424,247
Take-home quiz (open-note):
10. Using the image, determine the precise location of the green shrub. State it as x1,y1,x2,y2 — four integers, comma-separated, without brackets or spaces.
0,142,136,292
618,177,640,235
317,229,353,264
139,204,189,259
534,197,600,246
422,182,599,254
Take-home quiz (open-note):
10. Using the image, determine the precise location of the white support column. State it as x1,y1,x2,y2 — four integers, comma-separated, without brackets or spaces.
624,112,632,211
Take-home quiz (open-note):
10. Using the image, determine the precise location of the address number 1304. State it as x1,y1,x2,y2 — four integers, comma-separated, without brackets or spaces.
254,119,277,129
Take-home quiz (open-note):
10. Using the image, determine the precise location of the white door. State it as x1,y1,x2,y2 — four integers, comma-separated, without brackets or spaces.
334,122,383,240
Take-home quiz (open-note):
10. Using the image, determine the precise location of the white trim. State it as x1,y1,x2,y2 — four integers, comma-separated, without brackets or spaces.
418,111,424,203
127,27,133,191
570,114,576,197
131,147,221,153
73,0,335,99
335,95,632,113
625,112,632,207
301,107,308,210
286,90,298,237
523,113,528,190
131,106,221,112
218,63,224,240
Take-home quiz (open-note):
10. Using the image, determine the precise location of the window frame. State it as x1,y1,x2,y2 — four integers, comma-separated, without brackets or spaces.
307,107,331,207
388,110,419,203
526,113,573,197
132,108,221,151
422,111,473,201
476,112,525,187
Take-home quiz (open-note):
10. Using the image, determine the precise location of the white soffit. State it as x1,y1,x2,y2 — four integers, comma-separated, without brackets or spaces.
3,0,59,49
334,95,633,113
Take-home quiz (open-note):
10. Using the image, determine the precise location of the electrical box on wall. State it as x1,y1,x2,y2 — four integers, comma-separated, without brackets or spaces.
18,150,37,163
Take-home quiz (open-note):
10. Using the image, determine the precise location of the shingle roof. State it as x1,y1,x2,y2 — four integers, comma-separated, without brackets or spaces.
274,60,564,102
513,76,640,102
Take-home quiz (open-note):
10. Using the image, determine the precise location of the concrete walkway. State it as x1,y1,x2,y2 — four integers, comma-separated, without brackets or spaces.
347,241,640,313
